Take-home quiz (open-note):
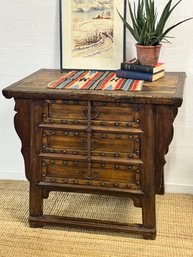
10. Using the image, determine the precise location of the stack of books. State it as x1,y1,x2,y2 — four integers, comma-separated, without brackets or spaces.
116,60,165,82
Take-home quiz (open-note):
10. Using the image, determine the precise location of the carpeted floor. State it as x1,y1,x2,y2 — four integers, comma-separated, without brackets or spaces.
0,180,192,257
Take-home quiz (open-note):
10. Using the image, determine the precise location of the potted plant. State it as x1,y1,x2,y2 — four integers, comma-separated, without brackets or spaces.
118,0,193,65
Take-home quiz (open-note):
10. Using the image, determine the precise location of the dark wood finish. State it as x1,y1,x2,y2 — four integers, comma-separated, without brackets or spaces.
2,69,185,240
29,215,155,235
155,105,178,194
140,104,156,239
14,99,31,181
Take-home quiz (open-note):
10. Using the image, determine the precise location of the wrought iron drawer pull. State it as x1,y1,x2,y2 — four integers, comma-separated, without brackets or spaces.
82,170,97,180
81,140,98,150
82,108,100,119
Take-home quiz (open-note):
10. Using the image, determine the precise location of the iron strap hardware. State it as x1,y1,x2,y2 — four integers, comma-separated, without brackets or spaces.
83,101,97,180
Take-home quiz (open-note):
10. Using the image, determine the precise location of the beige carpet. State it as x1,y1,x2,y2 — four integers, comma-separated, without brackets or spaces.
0,180,192,257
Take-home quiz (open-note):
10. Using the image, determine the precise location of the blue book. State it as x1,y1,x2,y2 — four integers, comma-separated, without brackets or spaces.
116,69,165,82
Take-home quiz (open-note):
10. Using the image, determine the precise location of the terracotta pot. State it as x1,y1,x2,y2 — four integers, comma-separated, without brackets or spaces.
136,44,162,65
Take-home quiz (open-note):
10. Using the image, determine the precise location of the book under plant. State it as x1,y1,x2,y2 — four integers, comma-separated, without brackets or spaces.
116,69,165,82
121,62,165,74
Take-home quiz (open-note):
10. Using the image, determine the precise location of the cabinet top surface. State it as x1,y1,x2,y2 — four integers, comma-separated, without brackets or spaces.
3,69,186,106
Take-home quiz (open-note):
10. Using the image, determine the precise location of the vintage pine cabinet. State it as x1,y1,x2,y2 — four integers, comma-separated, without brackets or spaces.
2,69,185,239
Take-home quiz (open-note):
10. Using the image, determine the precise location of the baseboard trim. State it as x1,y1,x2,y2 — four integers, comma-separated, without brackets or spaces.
165,183,193,194
0,170,26,180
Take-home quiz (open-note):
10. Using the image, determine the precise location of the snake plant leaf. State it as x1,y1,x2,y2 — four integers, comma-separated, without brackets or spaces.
168,0,183,16
131,1,144,39
155,0,172,36
164,35,175,38
160,17,193,40
118,0,193,46
139,21,148,45
161,38,172,44
149,35,160,46
136,0,145,31
133,2,137,33
128,1,140,38
117,8,139,41
146,0,155,24
145,0,151,20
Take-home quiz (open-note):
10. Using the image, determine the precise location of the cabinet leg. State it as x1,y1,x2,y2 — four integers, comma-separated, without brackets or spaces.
142,195,156,239
143,232,156,240
29,184,43,227
29,223,44,228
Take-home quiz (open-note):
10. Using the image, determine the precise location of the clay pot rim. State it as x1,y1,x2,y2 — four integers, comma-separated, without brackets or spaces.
136,44,162,49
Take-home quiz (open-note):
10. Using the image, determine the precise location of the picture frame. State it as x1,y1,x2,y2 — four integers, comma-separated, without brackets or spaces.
60,0,126,71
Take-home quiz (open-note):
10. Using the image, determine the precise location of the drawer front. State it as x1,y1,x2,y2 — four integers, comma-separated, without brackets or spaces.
41,159,87,179
42,130,87,155
42,100,88,125
42,100,140,129
42,130,140,159
41,159,141,190
91,102,140,128
91,132,140,159
40,99,142,191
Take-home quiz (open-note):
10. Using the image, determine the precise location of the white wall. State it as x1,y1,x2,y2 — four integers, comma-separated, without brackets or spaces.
0,0,193,194
0,0,60,180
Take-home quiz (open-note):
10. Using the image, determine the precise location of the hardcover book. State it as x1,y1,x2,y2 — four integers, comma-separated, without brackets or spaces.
121,62,165,74
116,69,165,82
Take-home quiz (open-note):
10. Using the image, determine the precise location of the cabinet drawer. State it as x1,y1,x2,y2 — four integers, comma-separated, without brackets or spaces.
91,102,140,128
42,100,140,129
41,159,141,190
42,130,141,159
42,130,87,155
91,132,140,159
42,100,87,125
41,159,87,180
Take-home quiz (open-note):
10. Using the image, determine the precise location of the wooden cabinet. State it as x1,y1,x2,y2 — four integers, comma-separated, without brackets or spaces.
2,69,186,239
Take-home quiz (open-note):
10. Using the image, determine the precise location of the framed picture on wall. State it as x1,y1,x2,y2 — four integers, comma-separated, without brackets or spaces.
60,0,126,71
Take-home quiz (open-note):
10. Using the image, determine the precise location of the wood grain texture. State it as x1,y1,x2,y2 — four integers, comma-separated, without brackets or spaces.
14,99,31,181
29,215,156,236
29,100,44,219
140,104,156,239
2,69,185,106
155,105,178,195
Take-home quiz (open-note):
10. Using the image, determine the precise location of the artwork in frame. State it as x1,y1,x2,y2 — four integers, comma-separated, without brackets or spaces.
60,0,126,71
